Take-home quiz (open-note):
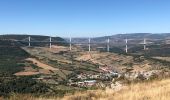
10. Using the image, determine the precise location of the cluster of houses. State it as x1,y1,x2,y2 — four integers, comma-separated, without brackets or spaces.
68,79,97,87
32,65,119,87
68,66,119,87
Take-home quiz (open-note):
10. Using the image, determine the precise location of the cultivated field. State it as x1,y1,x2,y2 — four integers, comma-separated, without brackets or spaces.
14,71,40,76
26,58,58,70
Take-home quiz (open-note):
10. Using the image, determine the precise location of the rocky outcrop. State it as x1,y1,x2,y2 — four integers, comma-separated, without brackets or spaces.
110,70,170,91
111,81,123,91
123,70,167,81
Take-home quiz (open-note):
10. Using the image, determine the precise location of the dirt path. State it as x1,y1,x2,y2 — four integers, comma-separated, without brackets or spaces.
26,58,58,71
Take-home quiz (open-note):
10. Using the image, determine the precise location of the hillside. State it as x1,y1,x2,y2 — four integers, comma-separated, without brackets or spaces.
0,39,54,96
0,34,64,41
0,43,30,76
1,34,170,99
0,34,67,46
60,78,170,100
6,78,170,100
65,33,170,43
94,33,170,41
64,33,170,56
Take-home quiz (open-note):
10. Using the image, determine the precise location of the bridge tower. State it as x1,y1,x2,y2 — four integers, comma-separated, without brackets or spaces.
125,38,128,53
144,38,146,50
89,38,91,52
50,36,52,48
28,36,31,47
107,38,110,52
70,37,72,51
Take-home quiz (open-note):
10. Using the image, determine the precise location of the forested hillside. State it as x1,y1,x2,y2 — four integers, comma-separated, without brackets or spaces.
0,40,51,97
0,40,30,76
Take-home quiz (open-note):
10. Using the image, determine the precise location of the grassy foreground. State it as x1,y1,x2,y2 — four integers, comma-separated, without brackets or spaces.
6,78,170,100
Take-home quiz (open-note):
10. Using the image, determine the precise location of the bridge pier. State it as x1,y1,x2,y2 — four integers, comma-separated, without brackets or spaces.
20,36,151,53
28,36,31,47
89,38,91,52
50,36,52,48
107,38,110,52
125,38,128,53
144,38,146,50
70,37,72,51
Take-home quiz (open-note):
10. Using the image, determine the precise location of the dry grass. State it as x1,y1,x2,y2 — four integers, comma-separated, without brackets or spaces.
61,78,170,100
5,78,170,100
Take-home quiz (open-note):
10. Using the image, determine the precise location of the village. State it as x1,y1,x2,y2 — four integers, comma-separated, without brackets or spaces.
67,66,119,87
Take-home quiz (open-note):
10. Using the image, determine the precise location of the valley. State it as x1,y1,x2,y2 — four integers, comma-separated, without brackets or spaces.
0,34,170,99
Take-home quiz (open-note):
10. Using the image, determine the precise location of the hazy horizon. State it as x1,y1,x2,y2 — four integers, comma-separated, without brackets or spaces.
1,33,170,38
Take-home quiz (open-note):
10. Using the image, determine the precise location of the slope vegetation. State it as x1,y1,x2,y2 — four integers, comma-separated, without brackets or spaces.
0,42,30,76
61,78,170,100
5,78,170,100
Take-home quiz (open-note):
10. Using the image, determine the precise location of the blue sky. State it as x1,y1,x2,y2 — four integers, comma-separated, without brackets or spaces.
0,0,170,37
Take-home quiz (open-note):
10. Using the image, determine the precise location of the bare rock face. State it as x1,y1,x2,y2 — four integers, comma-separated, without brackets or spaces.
111,81,123,91
111,75,125,91
123,70,163,81
142,70,158,80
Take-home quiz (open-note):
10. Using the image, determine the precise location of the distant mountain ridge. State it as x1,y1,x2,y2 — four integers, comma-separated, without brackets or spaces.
0,34,67,46
2,33,170,44
64,33,170,44
0,34,65,41
93,33,170,41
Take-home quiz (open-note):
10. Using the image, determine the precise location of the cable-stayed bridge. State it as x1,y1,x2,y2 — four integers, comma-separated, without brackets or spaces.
6,36,170,53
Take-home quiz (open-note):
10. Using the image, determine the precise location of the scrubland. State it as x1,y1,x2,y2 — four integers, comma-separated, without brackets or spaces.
6,78,170,100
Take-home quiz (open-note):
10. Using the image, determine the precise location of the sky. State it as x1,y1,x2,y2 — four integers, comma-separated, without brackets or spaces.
0,0,170,37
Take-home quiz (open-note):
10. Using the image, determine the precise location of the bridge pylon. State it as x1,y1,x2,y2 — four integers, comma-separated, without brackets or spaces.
28,36,31,47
